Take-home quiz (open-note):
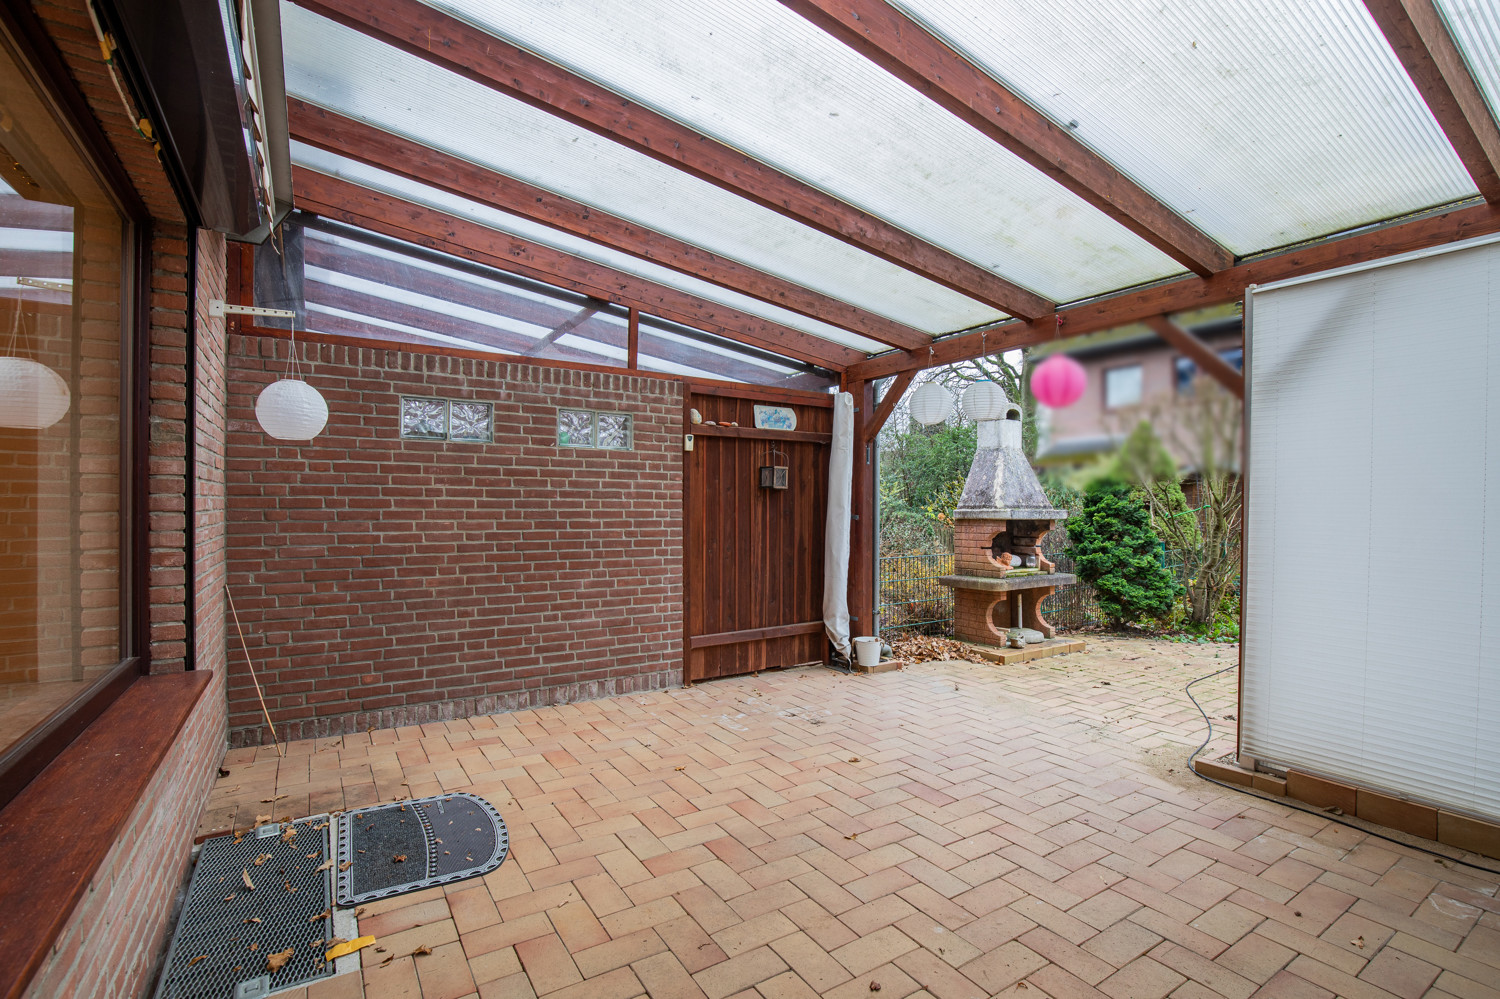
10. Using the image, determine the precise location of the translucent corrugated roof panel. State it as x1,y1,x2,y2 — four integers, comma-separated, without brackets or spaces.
891,0,1479,254
1437,0,1500,126
291,223,829,386
287,0,1184,305
279,2,999,337
290,141,892,355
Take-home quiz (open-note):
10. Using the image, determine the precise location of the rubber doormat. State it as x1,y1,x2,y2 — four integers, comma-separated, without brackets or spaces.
336,792,508,906
153,816,335,999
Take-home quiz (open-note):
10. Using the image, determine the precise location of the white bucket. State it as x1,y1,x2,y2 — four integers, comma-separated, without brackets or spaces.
853,636,882,669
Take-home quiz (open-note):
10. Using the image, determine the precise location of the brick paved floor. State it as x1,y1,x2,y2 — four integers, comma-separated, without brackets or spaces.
200,638,1500,999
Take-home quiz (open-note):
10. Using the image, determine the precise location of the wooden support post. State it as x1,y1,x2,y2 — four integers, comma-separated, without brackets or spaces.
862,370,914,445
845,378,878,638
628,307,639,370
1142,315,1245,399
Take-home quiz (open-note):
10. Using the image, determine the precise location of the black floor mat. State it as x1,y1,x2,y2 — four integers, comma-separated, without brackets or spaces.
153,817,335,999
336,792,508,905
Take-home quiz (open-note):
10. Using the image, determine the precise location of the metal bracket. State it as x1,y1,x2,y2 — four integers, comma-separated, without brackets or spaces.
233,976,272,999
16,277,71,292
208,300,297,320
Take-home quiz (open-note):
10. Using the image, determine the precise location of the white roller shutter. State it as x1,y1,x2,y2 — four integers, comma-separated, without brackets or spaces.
1242,234,1500,823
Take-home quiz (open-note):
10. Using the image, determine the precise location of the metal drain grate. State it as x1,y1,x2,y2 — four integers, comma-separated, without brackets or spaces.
153,816,336,999
336,793,508,905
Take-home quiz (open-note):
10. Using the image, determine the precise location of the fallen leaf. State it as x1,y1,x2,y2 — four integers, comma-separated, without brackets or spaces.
266,947,295,972
254,814,272,826
254,854,272,866
223,894,237,903
410,945,432,957
325,935,376,961
249,943,258,952
392,854,407,863
305,853,318,859
244,917,262,924
1352,936,1365,949
869,983,881,992
280,826,297,843
310,909,330,923
340,861,353,872
380,954,395,967
844,833,858,840
674,766,686,771
315,859,335,872
848,758,860,763
261,795,287,803
242,869,255,891
188,955,208,967
355,907,368,918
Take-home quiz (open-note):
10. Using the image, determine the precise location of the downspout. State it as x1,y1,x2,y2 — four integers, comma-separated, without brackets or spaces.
183,231,196,669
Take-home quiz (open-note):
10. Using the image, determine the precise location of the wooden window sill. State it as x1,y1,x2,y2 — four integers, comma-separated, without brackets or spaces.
0,670,212,999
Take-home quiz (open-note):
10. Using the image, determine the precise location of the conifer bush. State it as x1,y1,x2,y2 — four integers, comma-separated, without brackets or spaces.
1067,476,1182,627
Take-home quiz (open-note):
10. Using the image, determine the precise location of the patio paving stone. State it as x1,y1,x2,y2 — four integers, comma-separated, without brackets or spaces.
199,638,1500,998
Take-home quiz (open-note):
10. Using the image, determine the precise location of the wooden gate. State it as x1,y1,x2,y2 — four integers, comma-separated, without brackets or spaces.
684,383,832,682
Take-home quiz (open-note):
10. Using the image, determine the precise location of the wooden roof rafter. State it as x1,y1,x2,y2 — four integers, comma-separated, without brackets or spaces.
1363,0,1500,203
287,99,932,350
776,0,1235,277
847,199,1500,380
292,166,862,371
289,0,1054,320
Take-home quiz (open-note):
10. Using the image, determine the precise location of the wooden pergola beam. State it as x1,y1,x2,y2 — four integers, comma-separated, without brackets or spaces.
288,101,932,350
293,166,861,370
778,0,1233,277
523,305,604,357
1142,315,1243,399
1364,0,1500,203
846,199,1500,380
862,371,914,444
291,0,1054,320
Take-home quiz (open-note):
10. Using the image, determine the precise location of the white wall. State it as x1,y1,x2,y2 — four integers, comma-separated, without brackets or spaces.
1242,234,1500,823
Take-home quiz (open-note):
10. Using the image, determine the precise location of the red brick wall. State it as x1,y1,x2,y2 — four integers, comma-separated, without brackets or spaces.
21,673,224,999
194,231,229,681
225,334,684,745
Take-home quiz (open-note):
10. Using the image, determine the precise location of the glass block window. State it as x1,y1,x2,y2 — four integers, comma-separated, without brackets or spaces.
597,413,632,449
557,409,633,450
400,397,448,439
449,401,493,442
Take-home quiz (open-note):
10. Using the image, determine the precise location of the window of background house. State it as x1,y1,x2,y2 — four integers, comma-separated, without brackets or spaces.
1104,364,1143,409
1175,347,1244,396
0,20,137,801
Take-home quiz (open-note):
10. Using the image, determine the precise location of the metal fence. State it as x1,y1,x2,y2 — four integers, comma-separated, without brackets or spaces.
876,552,954,634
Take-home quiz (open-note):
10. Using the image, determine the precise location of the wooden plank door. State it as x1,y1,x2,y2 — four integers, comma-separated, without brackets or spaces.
684,383,832,682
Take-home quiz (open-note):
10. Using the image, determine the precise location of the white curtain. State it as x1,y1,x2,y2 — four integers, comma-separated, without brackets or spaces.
1241,233,1500,821
823,393,854,658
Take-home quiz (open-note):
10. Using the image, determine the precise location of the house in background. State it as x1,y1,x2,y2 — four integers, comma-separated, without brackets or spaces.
1030,311,1243,469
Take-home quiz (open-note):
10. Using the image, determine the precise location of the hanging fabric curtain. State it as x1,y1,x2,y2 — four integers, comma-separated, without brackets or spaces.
822,392,854,659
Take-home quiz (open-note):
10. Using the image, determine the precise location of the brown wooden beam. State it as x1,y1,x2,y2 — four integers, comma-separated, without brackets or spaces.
523,304,603,356
778,0,1232,277
290,0,1053,320
1364,0,1500,203
627,306,639,370
862,371,914,444
1142,315,1244,399
844,377,878,637
293,166,861,370
846,199,1500,380
289,101,933,349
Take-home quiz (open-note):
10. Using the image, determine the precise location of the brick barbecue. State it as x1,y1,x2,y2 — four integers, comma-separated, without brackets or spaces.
939,395,1078,651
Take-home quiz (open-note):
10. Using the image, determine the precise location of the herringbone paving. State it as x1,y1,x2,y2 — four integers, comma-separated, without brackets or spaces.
200,638,1500,998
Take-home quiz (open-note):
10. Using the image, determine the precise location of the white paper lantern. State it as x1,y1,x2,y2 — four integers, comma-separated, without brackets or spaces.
255,378,329,440
0,356,71,430
961,380,1012,422
908,380,954,426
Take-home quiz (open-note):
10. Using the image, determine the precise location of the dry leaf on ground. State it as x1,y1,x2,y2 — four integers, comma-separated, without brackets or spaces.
266,948,295,972
241,869,255,891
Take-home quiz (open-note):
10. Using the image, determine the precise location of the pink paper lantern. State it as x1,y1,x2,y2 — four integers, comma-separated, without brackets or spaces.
1032,354,1087,408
